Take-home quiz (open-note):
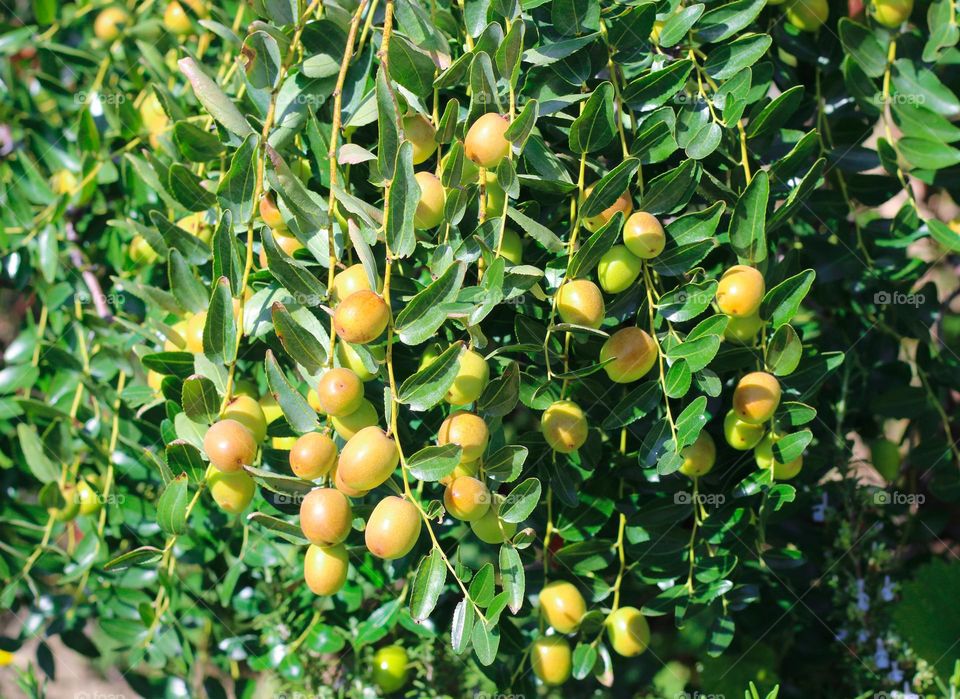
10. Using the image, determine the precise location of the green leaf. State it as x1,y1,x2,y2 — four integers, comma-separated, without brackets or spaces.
166,441,207,484
572,643,598,679
766,324,802,376
217,134,259,224
697,0,766,43
507,206,565,252
639,159,700,214
898,138,960,171
271,302,327,374
398,343,462,411
181,375,220,423
247,513,309,545
203,277,238,364
485,445,528,483
262,228,326,305
376,67,400,180
760,270,815,328
178,57,255,138
174,121,226,162
838,18,887,78
386,141,419,258
157,474,189,535
168,250,207,314
451,597,475,654
500,478,541,523
150,211,211,265
499,546,525,613
675,396,708,449
569,82,615,154
211,211,243,295
658,4,705,47
777,401,816,428
264,350,319,434
580,158,639,219
772,430,812,463
658,280,718,322
388,35,436,96
406,445,462,482
928,220,960,252
623,60,694,112
410,549,447,622
746,87,804,140
17,424,58,484
104,546,164,572
243,465,314,497
395,262,466,345
169,163,216,211
505,100,538,150
602,381,661,430
478,360,520,417
569,211,624,278
667,335,721,373
728,170,768,264
704,33,772,80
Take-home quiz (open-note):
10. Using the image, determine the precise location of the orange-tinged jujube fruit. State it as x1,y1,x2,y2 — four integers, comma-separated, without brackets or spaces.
404,113,438,165
316,367,364,417
733,371,781,424
203,419,257,472
600,327,658,383
365,496,422,559
679,431,716,478
414,172,445,229
337,426,400,491
606,606,650,657
334,290,389,344
469,501,518,543
304,543,349,595
207,469,256,514
334,466,369,498
556,279,605,329
443,476,491,522
530,636,572,686
289,432,337,479
541,400,588,453
623,212,666,259
300,488,353,546
539,580,587,634
464,113,511,168
716,265,765,318
439,459,479,487
583,187,633,233
438,411,489,463
222,394,268,443
259,193,286,231
330,398,379,440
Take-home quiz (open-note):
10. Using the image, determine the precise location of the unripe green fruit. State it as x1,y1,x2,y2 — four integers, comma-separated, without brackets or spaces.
541,400,588,453
446,349,489,405
204,419,257,472
51,485,81,522
733,371,781,425
464,113,511,168
871,0,912,26
372,645,410,694
539,580,587,634
300,488,352,546
598,245,643,294
483,171,506,217
259,193,286,232
556,279,605,329
330,398,379,440
404,114,438,165
755,433,804,480
76,479,101,515
470,501,517,543
332,263,377,303
606,606,650,657
724,313,764,344
679,431,716,478
499,228,523,264
207,469,255,514
316,367,364,417
304,543,349,595
600,327,658,383
222,395,268,444
94,6,129,41
337,341,382,381
414,172,445,229
723,410,766,450
289,432,337,479
365,496,422,559
337,426,400,491
623,212,666,259
130,235,158,264
716,265,765,318
443,476,491,522
333,290,389,345
530,636,572,686
583,187,633,233
785,0,828,31
164,1,192,34
871,439,901,481
438,411,489,462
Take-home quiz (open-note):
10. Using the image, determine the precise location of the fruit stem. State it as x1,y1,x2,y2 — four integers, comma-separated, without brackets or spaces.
642,262,678,446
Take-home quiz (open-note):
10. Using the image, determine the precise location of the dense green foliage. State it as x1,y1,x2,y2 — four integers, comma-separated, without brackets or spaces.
2,0,960,697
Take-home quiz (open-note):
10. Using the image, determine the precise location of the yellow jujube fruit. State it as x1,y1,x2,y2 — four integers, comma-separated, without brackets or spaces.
530,637,572,686
541,400,588,453
300,488,353,546
304,543,349,595
365,496,422,559
539,580,587,634
464,113,511,168
716,265,765,318
337,426,400,491
203,419,257,472
437,411,489,463
330,398,379,441
679,432,716,478
606,606,650,657
600,327,658,383
207,469,256,514
334,290,389,345
733,371,781,425
556,279,605,329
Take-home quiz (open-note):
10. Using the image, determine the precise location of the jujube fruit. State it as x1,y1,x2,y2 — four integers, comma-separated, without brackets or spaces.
334,290,389,344
598,245,643,294
207,469,255,514
372,645,410,694
164,1,193,34
785,0,828,31
414,171,445,229
530,636,572,686
222,394,267,443
185,311,206,353
94,7,129,41
623,212,666,259
724,410,766,451
334,467,369,498
289,432,337,479
724,313,763,344
50,484,80,522
600,327,658,383
337,426,400,490
303,543,349,595
332,263,376,302
755,433,803,480
404,113,437,165
716,265,765,318
76,479,102,516
316,367,364,417
583,187,633,233
203,419,257,472
541,400,588,453
733,371,781,424
679,431,716,478
443,476,491,522
606,606,650,657
130,235,158,264
437,411,489,462
539,580,587,634
556,279,605,329
300,488,353,546
464,113,511,168
337,341,382,381
259,193,286,231
470,501,517,543
871,438,901,481
445,348,489,405
365,496,422,559
331,398,379,440
439,459,478,487
258,391,283,425
499,228,523,264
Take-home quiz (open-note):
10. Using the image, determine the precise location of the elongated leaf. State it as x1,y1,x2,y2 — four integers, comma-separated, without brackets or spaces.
264,350,319,434
410,549,447,621
157,474,189,535
271,302,327,374
398,343,462,411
